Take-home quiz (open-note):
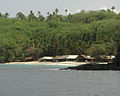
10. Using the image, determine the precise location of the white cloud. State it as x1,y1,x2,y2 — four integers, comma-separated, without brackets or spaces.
99,6,108,11
113,9,120,14
65,8,71,14
69,9,83,15
100,6,120,14
61,7,120,16
74,9,81,13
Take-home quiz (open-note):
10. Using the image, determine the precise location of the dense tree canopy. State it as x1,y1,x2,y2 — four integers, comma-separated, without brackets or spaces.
0,9,120,62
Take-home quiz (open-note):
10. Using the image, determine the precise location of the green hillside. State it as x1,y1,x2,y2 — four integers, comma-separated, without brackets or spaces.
0,9,120,62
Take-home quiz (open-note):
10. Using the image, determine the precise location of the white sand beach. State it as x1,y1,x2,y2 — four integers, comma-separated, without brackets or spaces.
5,61,89,66
5,61,108,66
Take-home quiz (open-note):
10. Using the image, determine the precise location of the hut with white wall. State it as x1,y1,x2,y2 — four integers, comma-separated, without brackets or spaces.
66,55,79,61
39,56,53,62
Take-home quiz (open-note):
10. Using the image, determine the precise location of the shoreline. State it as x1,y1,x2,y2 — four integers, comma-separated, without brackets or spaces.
4,61,86,66
4,61,108,66
4,61,119,71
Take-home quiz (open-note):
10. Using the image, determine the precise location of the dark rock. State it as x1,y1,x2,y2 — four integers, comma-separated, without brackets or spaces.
60,63,120,71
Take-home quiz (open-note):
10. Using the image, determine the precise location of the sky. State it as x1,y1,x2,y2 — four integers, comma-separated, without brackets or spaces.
0,0,120,17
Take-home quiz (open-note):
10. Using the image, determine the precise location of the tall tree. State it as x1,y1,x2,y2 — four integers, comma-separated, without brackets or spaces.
55,8,59,14
65,9,68,14
28,10,36,21
16,12,25,20
111,6,115,11
4,12,9,18
37,11,44,21
47,12,50,16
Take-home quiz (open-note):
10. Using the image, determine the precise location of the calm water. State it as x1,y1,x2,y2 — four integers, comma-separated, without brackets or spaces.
0,64,120,96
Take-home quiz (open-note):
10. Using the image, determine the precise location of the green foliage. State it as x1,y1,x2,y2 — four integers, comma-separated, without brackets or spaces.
0,56,5,63
0,9,120,62
16,12,25,20
5,50,15,62
86,44,106,60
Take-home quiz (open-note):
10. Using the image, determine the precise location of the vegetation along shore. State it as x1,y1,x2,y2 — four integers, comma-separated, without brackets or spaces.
0,7,120,68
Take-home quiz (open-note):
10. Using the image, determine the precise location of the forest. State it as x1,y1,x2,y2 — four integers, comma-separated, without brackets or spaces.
0,7,120,63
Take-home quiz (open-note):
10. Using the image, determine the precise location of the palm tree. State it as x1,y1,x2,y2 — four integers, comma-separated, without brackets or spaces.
65,9,68,13
65,9,69,16
55,8,59,14
28,10,36,21
49,14,52,20
38,11,41,18
47,12,50,16
47,12,52,20
53,12,55,15
37,11,44,21
38,11,41,16
111,6,115,11
30,10,33,14
4,12,9,18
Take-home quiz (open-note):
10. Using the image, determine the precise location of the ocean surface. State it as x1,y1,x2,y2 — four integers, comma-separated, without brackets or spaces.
0,64,120,96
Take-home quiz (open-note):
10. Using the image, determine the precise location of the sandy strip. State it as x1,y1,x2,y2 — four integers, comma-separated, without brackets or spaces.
4,61,108,66
5,61,89,66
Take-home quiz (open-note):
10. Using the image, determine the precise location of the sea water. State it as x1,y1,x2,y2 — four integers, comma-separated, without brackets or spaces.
0,64,120,96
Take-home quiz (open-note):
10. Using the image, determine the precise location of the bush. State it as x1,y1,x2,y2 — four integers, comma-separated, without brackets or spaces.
0,56,5,63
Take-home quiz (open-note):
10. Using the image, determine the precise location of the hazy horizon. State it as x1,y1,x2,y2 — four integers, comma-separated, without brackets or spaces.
0,0,120,17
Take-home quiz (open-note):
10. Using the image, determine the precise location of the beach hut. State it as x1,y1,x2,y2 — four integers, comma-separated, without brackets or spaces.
77,55,95,62
100,55,115,62
53,55,68,62
24,57,33,61
39,56,53,62
66,55,79,61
